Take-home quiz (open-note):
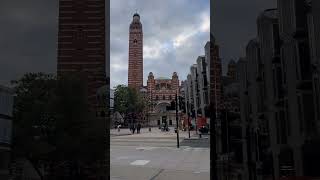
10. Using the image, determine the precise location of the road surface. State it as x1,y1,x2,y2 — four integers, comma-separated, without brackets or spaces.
110,128,210,180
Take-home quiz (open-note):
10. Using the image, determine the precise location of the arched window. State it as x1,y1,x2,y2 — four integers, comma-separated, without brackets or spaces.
163,95,165,100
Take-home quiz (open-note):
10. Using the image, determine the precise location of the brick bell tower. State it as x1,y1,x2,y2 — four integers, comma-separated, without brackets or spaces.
128,12,143,90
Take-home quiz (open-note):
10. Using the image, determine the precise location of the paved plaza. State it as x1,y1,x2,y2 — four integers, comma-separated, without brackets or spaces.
110,128,210,180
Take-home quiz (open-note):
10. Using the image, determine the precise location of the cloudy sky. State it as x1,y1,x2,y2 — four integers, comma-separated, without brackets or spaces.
0,0,58,87
0,0,276,88
110,0,210,88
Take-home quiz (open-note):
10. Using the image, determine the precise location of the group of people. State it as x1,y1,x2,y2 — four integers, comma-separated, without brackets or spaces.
130,123,142,134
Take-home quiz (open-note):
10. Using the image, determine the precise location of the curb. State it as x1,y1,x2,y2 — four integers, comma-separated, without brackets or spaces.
110,133,132,136
182,138,209,141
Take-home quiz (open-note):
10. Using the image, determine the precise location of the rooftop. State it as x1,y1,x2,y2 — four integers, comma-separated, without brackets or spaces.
156,77,170,80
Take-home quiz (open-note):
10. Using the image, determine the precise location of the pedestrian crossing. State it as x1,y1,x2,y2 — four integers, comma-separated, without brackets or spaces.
111,136,180,147
130,160,150,166
133,146,209,152
111,146,209,153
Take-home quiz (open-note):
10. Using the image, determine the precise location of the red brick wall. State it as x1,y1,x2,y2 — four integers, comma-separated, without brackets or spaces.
57,0,106,110
128,14,143,90
147,74,181,109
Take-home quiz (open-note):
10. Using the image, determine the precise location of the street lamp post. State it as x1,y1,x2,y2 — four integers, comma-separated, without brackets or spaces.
175,92,180,148
149,90,152,132
187,103,191,139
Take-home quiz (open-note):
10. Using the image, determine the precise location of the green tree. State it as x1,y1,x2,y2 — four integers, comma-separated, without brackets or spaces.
11,72,57,180
11,72,105,180
113,85,146,125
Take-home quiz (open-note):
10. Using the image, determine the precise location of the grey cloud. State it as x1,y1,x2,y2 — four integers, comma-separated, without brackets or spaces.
0,0,209,88
110,0,209,87
0,0,58,86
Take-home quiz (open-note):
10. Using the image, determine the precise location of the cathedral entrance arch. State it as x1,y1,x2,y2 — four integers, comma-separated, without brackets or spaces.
154,101,170,126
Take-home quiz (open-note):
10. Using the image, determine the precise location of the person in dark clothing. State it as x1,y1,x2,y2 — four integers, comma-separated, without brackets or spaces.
137,123,141,134
130,124,134,134
132,124,136,134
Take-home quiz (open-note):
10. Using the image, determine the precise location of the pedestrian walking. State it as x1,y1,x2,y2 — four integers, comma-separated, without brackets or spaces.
132,124,136,134
130,124,133,133
137,123,141,134
117,124,121,132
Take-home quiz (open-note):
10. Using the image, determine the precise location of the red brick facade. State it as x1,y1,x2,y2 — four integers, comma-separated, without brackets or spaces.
147,72,180,110
128,13,143,90
57,0,106,110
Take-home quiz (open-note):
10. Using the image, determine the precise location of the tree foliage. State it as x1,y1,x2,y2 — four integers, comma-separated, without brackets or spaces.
113,85,146,123
11,72,106,179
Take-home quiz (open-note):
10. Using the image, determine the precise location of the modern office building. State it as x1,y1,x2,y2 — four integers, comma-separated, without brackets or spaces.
308,0,320,133
184,40,222,124
237,3,320,178
0,85,14,179
190,64,200,119
237,58,250,180
277,0,317,177
197,56,209,118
